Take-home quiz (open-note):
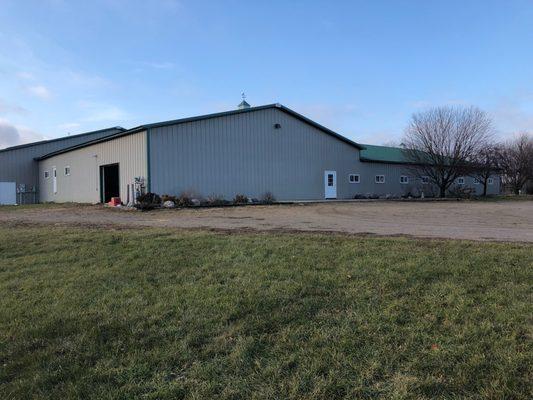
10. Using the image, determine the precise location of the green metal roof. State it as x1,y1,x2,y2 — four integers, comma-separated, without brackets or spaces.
360,144,412,164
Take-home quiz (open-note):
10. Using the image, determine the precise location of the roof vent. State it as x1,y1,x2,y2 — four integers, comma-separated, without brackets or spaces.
238,92,251,109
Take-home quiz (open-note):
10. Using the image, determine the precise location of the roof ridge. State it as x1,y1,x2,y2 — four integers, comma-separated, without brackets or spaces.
0,126,125,153
35,104,363,161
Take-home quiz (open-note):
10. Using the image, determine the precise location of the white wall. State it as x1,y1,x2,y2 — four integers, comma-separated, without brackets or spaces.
0,182,16,205
38,131,147,203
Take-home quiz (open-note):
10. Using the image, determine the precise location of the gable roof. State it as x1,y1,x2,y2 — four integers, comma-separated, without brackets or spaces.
0,126,125,153
35,104,363,161
359,144,412,164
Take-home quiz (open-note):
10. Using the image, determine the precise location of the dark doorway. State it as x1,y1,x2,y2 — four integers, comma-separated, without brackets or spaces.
100,163,120,203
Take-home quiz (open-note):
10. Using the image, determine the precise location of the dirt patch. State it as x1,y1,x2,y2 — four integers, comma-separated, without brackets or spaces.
1,200,532,242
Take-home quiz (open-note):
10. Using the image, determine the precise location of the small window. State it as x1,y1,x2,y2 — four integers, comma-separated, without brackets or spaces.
400,176,409,184
421,176,429,184
349,174,360,183
44,171,50,179
64,166,71,176
375,175,385,184
473,178,480,185
327,174,334,186
457,177,465,185
488,178,494,185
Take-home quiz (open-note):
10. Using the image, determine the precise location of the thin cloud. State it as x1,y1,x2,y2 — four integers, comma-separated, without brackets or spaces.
16,71,34,80
0,118,47,149
0,98,28,115
78,100,129,122
58,122,81,131
27,85,52,100
145,61,175,69
489,95,533,139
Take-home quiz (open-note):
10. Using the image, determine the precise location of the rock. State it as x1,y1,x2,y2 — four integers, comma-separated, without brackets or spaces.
163,200,175,208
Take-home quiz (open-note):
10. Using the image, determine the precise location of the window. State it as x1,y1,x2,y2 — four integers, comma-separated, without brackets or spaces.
457,177,465,185
327,174,334,186
400,176,409,184
421,176,429,184
473,178,480,185
349,174,360,183
375,175,385,184
488,178,494,185
64,166,71,176
44,171,50,179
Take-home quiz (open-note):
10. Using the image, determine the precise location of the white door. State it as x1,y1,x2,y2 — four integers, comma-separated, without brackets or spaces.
0,182,16,205
52,167,57,194
324,170,337,199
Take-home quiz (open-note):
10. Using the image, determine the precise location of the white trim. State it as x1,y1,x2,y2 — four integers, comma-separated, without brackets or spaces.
324,170,337,199
400,175,409,184
375,175,385,184
348,174,360,184
52,166,57,194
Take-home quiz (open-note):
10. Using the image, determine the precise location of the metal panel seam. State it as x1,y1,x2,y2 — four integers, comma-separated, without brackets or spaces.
146,129,151,192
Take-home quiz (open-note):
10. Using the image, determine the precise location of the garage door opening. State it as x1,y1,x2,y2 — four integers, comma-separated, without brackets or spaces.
100,163,120,203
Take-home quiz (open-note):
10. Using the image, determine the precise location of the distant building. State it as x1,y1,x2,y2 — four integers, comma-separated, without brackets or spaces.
0,127,124,203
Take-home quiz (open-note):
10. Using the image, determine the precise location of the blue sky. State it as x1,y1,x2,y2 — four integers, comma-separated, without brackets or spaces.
0,0,532,149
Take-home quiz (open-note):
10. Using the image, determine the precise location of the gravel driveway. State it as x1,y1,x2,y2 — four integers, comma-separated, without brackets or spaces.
1,200,532,242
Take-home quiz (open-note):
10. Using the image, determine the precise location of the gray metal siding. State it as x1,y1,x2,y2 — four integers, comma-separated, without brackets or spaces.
149,108,362,200
149,107,500,200
0,128,123,200
353,162,500,197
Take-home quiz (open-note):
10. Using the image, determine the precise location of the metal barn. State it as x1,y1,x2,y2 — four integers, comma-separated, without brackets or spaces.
0,127,124,203
32,103,500,203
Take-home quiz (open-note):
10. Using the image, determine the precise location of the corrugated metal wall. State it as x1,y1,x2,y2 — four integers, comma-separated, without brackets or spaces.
0,128,123,202
149,108,365,200
149,107,500,200
38,131,147,203
351,162,500,196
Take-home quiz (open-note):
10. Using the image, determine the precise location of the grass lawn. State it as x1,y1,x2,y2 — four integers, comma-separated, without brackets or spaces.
0,226,531,399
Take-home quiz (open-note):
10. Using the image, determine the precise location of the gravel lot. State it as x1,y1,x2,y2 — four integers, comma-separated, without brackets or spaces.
1,200,532,242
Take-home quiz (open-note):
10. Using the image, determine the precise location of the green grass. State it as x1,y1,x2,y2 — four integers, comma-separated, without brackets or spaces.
0,226,531,399
469,194,533,202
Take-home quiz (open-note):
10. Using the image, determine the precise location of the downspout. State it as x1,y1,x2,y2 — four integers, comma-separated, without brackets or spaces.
146,128,151,193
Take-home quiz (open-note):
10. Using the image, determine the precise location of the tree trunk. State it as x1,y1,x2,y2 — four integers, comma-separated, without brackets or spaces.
439,186,446,198
483,182,487,196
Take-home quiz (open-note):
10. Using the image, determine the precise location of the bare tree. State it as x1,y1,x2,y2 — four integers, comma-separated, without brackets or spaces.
468,143,500,196
498,133,533,195
402,106,493,197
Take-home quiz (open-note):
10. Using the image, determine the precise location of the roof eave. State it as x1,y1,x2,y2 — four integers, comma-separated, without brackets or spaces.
35,103,363,160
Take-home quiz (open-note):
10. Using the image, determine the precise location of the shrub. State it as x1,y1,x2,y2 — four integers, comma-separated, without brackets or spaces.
233,194,248,204
161,194,177,203
261,192,276,204
205,194,229,207
448,186,475,199
526,181,533,195
135,192,161,211
177,193,194,207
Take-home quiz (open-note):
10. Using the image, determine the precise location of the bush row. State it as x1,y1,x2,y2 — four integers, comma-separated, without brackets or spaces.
135,191,276,211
